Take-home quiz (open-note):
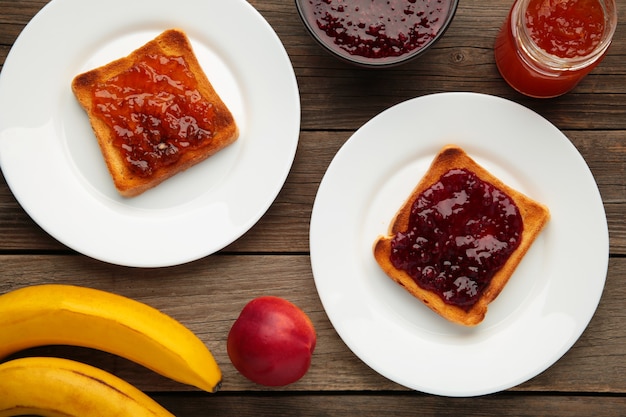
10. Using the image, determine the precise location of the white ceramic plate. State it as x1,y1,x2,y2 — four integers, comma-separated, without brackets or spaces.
310,92,609,396
0,0,300,267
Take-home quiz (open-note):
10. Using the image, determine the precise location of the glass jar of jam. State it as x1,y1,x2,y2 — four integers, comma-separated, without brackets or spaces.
494,0,617,98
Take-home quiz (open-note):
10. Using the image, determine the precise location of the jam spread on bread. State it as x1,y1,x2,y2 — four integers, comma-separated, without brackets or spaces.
92,53,217,177
390,168,523,310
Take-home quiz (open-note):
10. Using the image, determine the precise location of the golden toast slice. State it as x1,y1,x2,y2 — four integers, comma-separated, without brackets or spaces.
72,29,238,197
373,145,549,326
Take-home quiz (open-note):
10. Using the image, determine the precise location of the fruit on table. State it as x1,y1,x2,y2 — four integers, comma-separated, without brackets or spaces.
0,284,221,393
0,356,174,417
227,296,316,386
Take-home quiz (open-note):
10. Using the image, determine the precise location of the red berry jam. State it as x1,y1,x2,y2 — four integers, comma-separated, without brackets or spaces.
301,0,453,63
390,169,523,310
92,54,217,177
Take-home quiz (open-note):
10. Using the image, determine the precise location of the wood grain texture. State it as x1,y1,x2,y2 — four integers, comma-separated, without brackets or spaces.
152,393,626,417
1,129,624,254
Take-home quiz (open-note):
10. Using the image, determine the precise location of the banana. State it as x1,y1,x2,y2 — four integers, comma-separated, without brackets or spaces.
0,356,174,417
0,284,221,393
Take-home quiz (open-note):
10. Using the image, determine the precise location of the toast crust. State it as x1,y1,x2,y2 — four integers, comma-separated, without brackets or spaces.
72,29,238,197
373,145,550,326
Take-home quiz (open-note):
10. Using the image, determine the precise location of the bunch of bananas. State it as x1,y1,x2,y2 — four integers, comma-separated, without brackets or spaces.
0,284,222,417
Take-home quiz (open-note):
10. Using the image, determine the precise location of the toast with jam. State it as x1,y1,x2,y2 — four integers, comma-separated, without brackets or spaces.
72,29,238,197
373,145,549,326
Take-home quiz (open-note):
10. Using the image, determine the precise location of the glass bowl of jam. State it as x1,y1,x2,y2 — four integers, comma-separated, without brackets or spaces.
295,0,459,68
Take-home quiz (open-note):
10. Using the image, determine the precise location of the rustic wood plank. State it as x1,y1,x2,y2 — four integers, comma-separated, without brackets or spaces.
152,393,626,417
290,59,626,132
0,1,48,46
1,254,624,394
2,1,626,130
1,130,624,254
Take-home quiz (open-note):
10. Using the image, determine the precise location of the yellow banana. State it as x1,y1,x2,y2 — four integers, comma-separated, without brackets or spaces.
0,356,174,417
0,284,221,393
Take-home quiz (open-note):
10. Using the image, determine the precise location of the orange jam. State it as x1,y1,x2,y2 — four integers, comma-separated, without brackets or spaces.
92,54,216,177
526,0,605,59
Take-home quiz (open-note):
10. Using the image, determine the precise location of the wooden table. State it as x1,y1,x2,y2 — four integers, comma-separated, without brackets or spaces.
1,0,625,415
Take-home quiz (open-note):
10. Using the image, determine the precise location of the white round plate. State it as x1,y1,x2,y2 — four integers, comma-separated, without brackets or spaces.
310,92,608,396
0,0,300,267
